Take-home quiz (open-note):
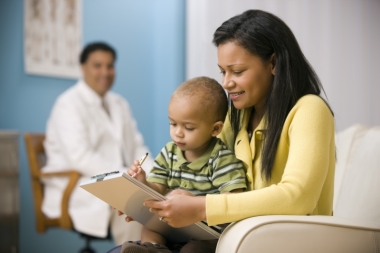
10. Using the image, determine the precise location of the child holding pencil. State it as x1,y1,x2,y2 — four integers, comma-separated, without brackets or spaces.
122,76,247,253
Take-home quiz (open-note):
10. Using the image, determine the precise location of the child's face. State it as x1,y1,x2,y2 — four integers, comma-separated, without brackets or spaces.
168,96,216,154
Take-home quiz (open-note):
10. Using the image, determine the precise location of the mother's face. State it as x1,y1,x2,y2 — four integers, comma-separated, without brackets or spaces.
217,42,275,112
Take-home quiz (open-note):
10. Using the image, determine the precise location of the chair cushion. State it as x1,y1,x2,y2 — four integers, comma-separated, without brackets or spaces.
333,124,380,221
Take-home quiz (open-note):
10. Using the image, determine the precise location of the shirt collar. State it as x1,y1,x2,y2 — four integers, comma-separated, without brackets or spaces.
176,137,218,171
77,79,108,105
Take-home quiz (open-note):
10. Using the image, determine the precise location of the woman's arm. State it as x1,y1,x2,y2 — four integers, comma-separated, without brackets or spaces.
143,188,243,227
145,96,335,227
205,96,335,225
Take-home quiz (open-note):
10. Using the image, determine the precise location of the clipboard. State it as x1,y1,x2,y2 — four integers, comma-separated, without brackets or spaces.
79,171,220,243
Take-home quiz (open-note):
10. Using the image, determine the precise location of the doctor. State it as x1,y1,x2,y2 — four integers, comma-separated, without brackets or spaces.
42,42,154,245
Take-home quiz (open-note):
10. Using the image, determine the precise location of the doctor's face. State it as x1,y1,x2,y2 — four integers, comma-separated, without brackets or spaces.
81,50,115,97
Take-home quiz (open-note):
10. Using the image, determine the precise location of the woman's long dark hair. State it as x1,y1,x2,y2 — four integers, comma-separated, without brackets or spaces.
213,10,330,182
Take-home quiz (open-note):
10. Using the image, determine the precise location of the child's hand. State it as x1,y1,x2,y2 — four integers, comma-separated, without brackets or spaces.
168,189,195,197
114,208,134,222
127,160,147,182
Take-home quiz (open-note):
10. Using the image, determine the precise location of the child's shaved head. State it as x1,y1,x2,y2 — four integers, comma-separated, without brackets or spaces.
172,76,228,122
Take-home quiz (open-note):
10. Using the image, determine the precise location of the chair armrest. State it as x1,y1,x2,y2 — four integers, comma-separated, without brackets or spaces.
39,170,81,229
216,215,380,253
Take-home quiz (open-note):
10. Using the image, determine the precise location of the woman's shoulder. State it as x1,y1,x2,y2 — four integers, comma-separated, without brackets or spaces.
294,94,333,115
296,94,327,105
287,94,334,129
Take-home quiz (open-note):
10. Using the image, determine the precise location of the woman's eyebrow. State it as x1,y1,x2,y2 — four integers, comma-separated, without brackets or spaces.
218,63,244,68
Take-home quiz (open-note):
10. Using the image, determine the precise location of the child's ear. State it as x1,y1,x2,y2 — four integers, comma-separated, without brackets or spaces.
211,121,224,137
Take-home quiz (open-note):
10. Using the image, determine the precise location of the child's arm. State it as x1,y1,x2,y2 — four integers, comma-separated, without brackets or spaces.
127,159,168,195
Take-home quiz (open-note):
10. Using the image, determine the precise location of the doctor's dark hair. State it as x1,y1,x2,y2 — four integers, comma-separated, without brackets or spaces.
80,42,117,64
174,76,228,123
213,9,330,181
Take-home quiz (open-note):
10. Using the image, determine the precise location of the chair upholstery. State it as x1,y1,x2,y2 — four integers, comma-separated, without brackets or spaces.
216,124,380,253
333,124,380,221
24,133,80,232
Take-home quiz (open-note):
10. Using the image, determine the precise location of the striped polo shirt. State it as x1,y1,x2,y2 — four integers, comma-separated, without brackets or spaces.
147,137,247,195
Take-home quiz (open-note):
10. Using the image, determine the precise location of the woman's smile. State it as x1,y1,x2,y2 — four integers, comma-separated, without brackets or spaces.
229,91,245,100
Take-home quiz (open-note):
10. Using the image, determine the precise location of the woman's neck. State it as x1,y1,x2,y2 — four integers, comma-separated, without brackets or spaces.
248,108,263,132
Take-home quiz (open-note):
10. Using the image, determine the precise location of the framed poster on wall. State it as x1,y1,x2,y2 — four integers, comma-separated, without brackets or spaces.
24,0,82,79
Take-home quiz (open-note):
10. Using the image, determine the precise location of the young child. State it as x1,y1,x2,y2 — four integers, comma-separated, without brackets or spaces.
122,76,247,253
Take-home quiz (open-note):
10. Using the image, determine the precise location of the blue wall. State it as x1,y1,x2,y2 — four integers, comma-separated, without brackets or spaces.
0,0,185,252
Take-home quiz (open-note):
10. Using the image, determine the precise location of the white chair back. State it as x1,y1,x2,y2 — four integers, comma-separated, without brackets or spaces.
333,124,380,222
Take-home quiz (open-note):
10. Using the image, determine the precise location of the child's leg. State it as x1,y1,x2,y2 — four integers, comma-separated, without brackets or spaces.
121,226,171,253
141,226,167,245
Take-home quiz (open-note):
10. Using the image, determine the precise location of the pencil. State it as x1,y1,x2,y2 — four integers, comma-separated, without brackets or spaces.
138,153,148,166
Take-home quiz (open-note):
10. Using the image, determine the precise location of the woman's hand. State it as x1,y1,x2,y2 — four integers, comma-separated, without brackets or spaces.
144,190,206,228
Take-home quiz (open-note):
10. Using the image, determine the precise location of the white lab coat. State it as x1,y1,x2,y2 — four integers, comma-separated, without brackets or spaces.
42,80,153,239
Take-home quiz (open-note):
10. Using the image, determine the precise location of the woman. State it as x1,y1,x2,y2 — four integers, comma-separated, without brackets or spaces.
110,9,335,253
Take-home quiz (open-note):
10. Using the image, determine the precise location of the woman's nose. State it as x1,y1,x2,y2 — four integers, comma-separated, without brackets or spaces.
222,75,234,89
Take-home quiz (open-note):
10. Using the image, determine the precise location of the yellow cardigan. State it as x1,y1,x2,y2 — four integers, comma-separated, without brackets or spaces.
206,95,335,225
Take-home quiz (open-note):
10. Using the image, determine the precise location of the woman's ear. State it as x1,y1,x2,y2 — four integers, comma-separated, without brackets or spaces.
211,121,224,137
270,53,276,75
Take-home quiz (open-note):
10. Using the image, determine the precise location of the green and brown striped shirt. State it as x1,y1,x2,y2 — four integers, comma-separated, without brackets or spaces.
147,137,246,195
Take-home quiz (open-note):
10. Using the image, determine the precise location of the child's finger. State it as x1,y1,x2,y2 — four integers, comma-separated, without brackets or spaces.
125,216,134,222
128,165,139,176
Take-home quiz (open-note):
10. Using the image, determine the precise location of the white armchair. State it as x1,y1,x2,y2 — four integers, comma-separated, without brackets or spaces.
216,124,380,253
